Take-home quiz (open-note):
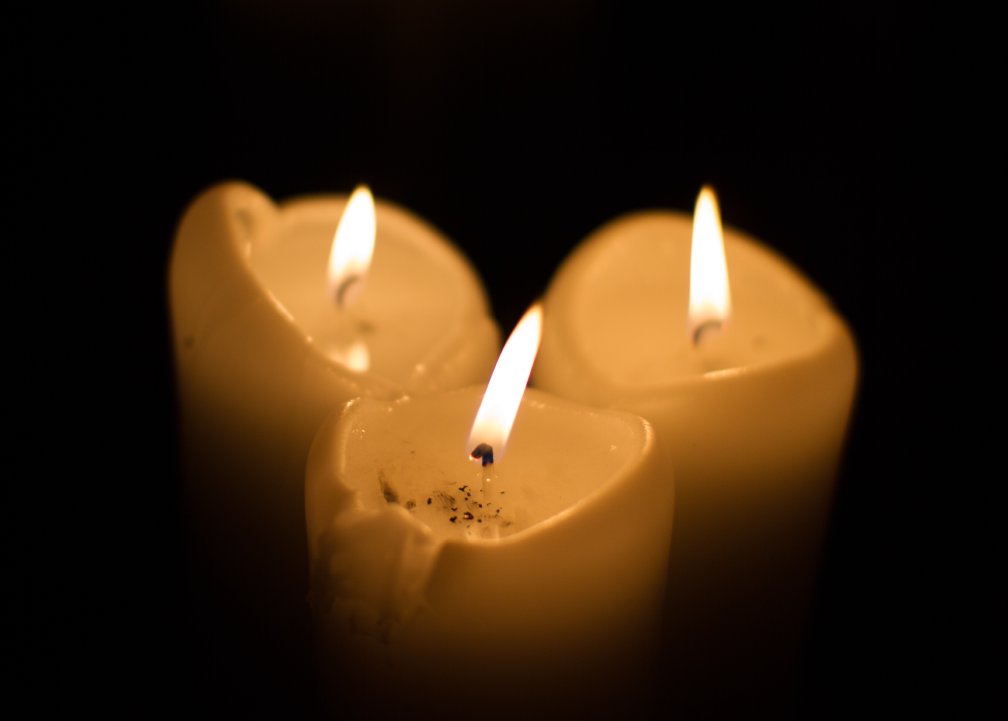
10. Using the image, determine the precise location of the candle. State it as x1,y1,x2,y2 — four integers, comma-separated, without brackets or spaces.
169,181,500,709
532,188,858,712
306,306,675,717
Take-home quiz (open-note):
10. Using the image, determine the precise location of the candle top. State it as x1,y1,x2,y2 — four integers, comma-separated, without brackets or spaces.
245,194,495,389
308,388,653,547
305,386,673,661
544,211,840,387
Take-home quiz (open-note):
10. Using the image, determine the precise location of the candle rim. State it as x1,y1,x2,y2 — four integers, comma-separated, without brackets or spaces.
533,208,857,402
308,386,666,553
173,181,500,393
278,194,497,387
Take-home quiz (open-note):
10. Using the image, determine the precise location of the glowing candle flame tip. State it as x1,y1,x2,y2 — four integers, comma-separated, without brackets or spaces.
688,185,731,342
467,304,544,461
327,184,376,308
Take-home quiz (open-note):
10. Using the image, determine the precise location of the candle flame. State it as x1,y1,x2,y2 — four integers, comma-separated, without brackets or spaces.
688,186,732,341
327,184,376,308
467,304,544,461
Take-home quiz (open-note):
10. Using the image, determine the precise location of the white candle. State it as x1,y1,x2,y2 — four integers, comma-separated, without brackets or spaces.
169,181,500,706
306,306,675,717
532,188,858,712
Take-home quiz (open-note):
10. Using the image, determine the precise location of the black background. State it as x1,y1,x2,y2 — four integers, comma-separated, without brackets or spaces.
7,3,975,718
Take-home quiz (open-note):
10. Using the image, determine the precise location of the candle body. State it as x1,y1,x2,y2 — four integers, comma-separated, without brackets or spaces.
533,211,857,714
169,182,499,712
306,388,675,718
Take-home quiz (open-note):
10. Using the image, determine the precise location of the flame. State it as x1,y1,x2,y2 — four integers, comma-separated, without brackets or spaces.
327,184,376,307
467,304,544,461
688,186,732,342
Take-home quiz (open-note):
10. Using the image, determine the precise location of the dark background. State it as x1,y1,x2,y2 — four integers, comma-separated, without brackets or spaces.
8,2,971,718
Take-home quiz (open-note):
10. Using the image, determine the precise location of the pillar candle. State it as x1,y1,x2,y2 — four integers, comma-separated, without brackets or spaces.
169,181,500,711
306,307,675,718
532,190,858,713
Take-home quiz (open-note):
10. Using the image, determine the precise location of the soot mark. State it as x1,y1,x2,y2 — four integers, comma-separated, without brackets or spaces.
379,471,398,504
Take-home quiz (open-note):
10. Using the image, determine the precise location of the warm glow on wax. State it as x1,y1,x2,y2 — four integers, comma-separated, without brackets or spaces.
467,304,544,460
327,184,376,307
327,337,370,373
688,186,732,341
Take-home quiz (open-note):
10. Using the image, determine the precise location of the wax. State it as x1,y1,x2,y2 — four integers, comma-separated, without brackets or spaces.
306,388,675,718
169,182,499,711
533,210,857,713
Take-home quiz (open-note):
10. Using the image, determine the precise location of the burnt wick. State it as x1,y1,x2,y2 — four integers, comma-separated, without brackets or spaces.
692,319,723,346
334,274,362,307
470,443,494,467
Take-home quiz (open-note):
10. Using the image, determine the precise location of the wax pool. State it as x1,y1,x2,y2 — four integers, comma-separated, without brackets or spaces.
169,182,499,713
533,210,858,714
306,387,675,718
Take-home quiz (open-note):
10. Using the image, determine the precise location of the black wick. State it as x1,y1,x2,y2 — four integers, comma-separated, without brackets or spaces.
334,274,362,307
470,443,494,467
692,320,723,346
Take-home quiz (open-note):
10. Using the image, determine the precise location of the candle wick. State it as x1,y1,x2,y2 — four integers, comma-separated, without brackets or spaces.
334,274,362,308
470,442,494,467
691,319,723,347
473,450,499,540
